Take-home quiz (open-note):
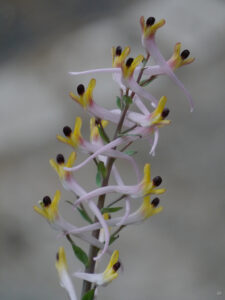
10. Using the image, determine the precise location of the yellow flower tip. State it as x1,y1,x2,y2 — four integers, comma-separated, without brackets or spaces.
168,43,195,70
112,46,131,67
67,152,76,168
140,196,163,219
34,192,60,222
103,213,111,220
143,163,151,183
122,54,144,79
69,91,85,108
50,153,76,180
103,250,120,284
57,135,72,147
150,96,171,126
55,247,68,273
141,16,166,38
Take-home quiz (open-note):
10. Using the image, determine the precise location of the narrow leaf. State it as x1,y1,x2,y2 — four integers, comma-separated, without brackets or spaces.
116,96,123,110
77,207,93,224
96,171,102,187
82,289,95,300
101,207,123,214
66,235,89,267
109,234,119,245
98,161,107,178
72,244,89,267
97,126,110,143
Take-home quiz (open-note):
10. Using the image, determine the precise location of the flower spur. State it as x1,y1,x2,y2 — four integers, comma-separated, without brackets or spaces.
67,194,163,236
72,163,165,207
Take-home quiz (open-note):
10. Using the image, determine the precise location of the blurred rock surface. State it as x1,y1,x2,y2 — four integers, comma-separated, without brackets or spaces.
0,0,225,299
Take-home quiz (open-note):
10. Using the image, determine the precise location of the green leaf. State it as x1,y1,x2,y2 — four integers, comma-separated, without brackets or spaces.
98,161,107,178
116,96,123,110
96,161,107,186
97,126,110,143
96,171,102,187
82,289,95,300
122,95,132,105
109,234,119,245
101,207,123,214
66,235,89,267
71,244,89,267
124,150,137,156
77,207,93,224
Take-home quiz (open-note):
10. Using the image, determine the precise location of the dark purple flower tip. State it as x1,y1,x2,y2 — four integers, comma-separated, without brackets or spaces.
116,46,122,56
63,126,72,137
113,261,121,272
126,57,134,67
56,154,65,164
151,197,160,207
43,196,51,207
77,84,85,95
56,252,59,261
161,108,170,119
181,49,190,60
152,176,162,186
146,17,155,26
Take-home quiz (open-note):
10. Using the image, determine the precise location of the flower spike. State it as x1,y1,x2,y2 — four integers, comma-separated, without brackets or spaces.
74,250,120,286
55,247,77,300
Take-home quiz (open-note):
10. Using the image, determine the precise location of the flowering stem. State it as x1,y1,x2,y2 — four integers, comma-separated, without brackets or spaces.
81,53,151,299
81,157,115,297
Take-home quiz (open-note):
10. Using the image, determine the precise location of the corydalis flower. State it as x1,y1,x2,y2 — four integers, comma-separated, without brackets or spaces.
73,163,165,207
57,117,141,181
68,195,163,236
33,190,114,253
49,152,86,196
140,16,195,111
69,79,132,127
74,250,120,286
55,247,77,300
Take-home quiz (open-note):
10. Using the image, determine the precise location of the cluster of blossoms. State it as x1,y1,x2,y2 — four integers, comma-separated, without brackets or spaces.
34,16,194,300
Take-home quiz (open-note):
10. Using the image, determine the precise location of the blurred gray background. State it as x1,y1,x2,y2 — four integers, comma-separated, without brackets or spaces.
0,0,225,299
